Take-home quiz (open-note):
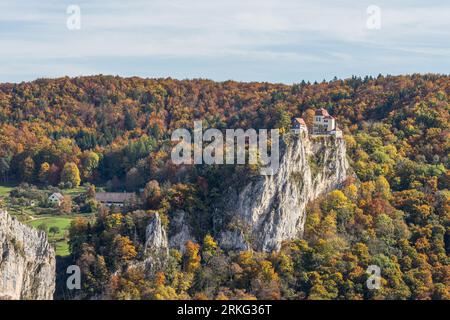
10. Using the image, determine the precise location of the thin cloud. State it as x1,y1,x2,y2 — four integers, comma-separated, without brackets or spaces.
0,0,449,83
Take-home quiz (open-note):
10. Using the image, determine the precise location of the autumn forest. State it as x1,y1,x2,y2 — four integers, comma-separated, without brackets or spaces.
0,74,449,300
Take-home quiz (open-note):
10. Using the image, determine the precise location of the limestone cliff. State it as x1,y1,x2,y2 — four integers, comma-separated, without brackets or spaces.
140,212,169,273
0,210,56,300
143,134,349,254
144,212,169,256
216,134,349,252
168,210,194,253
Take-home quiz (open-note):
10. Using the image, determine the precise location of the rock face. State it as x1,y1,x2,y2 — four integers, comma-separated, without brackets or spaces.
142,212,169,273
144,212,169,256
142,134,349,254
0,210,56,300
217,134,349,252
168,210,194,252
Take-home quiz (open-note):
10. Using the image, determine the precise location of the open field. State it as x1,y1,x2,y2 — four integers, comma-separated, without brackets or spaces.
27,214,94,257
61,186,87,197
28,216,73,237
0,184,14,196
28,216,73,256
1,183,94,257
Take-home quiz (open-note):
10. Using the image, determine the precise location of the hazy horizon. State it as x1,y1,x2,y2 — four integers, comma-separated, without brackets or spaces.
2,72,450,86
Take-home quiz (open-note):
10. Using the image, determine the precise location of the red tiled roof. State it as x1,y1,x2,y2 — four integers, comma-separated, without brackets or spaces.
315,108,330,116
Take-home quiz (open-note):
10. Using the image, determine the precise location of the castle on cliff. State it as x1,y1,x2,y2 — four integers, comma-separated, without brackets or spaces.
292,108,342,138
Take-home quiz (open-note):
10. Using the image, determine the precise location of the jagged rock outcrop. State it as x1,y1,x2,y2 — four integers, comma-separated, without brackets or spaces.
0,210,56,300
168,210,194,253
217,134,349,252
142,212,169,273
141,134,349,254
144,212,169,256
139,210,194,274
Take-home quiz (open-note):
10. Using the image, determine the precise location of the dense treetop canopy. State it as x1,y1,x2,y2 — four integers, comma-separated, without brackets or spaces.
0,74,448,300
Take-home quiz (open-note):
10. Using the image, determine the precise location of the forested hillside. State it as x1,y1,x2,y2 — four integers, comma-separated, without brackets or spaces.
0,74,448,299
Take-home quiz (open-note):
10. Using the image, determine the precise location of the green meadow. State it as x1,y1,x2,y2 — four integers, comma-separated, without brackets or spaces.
0,183,94,257
28,216,74,256
0,184,13,197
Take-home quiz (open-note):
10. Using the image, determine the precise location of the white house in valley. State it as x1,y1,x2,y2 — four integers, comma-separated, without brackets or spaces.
48,192,64,206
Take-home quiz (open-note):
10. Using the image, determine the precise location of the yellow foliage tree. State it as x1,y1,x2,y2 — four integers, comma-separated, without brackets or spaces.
183,241,201,274
61,162,81,187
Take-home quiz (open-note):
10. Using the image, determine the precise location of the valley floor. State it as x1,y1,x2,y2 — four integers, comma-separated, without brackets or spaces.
0,183,94,256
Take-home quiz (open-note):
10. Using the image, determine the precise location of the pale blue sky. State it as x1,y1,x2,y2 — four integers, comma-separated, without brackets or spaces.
1,0,449,83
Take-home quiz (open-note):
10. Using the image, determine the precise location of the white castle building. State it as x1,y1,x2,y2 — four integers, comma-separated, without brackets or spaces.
312,108,342,137
291,108,342,138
